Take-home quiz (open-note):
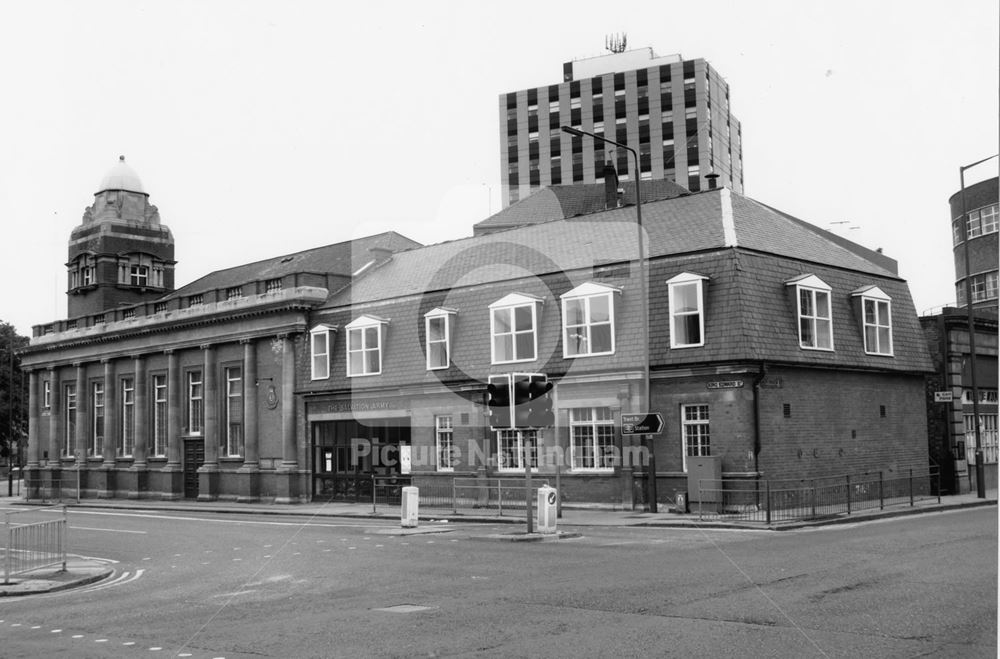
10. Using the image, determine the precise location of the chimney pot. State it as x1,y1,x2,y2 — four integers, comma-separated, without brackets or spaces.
603,163,619,210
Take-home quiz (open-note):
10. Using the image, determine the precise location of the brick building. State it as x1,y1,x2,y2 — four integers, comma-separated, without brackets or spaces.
922,176,999,493
500,46,743,208
21,160,933,507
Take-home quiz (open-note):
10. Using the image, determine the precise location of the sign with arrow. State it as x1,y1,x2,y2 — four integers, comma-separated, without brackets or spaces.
621,412,664,435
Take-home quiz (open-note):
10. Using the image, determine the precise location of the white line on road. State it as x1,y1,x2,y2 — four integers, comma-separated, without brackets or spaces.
71,526,147,534
70,509,399,529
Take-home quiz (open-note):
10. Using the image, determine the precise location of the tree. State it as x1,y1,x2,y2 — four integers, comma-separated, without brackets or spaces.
0,321,29,466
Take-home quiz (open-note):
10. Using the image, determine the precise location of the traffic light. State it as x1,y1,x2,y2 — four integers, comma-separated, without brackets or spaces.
487,374,511,429
527,375,554,428
511,373,555,429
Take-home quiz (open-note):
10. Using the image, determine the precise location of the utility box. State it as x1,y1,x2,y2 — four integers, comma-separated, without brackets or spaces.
537,486,558,534
401,486,419,528
686,456,722,512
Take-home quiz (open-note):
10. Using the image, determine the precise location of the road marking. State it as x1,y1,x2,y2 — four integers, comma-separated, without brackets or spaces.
71,509,399,529
71,525,147,534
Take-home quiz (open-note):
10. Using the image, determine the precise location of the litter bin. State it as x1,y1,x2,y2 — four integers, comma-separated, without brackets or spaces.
401,486,419,528
537,486,557,534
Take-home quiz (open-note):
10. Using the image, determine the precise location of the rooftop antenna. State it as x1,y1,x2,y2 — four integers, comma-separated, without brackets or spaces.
605,33,627,54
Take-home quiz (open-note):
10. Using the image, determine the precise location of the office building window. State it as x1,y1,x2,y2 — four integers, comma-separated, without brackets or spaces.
667,273,707,348
497,429,539,471
436,416,455,472
120,377,135,457
225,367,243,457
490,294,540,364
788,275,834,350
91,382,104,458
153,374,167,457
346,316,386,377
561,283,617,357
570,407,615,471
425,309,455,370
681,404,710,471
187,371,203,435
64,383,76,458
311,325,334,380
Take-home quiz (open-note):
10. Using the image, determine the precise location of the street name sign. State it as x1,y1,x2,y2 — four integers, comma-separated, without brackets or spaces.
934,391,953,402
621,412,664,435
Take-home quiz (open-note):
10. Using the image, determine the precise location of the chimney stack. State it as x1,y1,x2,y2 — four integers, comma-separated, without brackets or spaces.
603,162,620,209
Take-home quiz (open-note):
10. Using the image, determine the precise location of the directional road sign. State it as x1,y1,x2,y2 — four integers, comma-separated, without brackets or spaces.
620,412,664,435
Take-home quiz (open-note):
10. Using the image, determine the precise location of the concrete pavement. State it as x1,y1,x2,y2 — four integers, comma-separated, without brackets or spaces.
0,479,994,597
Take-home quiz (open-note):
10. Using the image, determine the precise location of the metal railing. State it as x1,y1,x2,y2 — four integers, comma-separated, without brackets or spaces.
369,477,549,516
695,467,940,523
4,505,67,584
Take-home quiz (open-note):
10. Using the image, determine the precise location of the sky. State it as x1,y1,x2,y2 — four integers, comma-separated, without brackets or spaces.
0,0,997,338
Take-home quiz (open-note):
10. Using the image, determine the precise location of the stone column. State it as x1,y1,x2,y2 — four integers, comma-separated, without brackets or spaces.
98,359,116,498
275,334,298,503
198,344,219,501
236,338,260,503
47,368,60,465
75,363,87,465
132,355,148,468
165,350,181,470
102,359,116,467
128,355,148,499
162,350,183,499
27,370,39,468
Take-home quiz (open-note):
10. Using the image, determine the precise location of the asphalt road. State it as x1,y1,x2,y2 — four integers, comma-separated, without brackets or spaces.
0,506,995,658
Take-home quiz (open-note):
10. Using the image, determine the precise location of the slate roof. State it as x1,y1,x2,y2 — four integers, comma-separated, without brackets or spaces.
472,178,691,234
168,231,421,299
338,188,898,307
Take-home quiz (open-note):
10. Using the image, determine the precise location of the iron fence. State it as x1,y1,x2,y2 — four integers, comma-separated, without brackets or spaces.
4,505,67,584
695,467,940,523
370,476,550,516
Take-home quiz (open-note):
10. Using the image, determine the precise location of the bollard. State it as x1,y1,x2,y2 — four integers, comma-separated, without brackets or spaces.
400,486,419,528
537,486,557,534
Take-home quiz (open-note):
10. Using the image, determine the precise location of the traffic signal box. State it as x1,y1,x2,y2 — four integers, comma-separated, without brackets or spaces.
487,373,554,429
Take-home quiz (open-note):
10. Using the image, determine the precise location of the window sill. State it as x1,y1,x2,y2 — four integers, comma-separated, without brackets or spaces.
564,350,616,359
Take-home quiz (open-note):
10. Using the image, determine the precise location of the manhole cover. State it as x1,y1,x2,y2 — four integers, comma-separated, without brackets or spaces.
373,604,436,613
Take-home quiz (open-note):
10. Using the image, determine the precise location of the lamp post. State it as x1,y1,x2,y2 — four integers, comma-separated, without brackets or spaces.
958,153,998,499
561,126,657,512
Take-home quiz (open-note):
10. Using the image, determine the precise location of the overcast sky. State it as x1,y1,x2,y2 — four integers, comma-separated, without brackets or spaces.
1,0,997,337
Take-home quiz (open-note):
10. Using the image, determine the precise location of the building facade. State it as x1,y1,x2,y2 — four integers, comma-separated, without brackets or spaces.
922,175,999,493
22,161,933,507
499,47,744,208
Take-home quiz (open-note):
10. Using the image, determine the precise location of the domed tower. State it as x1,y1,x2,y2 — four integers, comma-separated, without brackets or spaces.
67,156,176,318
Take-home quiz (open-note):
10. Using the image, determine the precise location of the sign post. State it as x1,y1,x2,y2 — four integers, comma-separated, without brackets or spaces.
621,413,664,436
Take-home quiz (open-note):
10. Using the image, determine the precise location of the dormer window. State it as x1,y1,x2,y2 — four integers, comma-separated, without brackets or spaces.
786,275,833,351
346,315,388,377
561,283,618,357
424,308,457,370
667,273,708,348
852,286,893,356
490,293,542,364
310,324,337,380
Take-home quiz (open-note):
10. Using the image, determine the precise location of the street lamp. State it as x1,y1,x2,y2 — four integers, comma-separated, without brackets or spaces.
958,153,998,499
561,126,657,512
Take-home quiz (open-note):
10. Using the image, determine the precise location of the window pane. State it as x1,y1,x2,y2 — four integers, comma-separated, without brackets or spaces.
348,329,361,350
495,335,512,362
877,301,890,326
878,327,891,352
799,289,813,316
815,291,830,319
565,299,585,326
675,282,699,313
675,314,700,345
364,327,379,348
349,351,364,374
429,343,447,368
816,319,832,349
514,305,533,331
494,308,511,334
590,295,610,322
366,349,380,373
864,299,876,324
800,317,814,346
591,324,613,353
515,332,534,360
428,317,445,342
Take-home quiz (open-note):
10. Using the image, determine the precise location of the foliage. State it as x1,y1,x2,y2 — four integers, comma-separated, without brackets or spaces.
0,321,29,461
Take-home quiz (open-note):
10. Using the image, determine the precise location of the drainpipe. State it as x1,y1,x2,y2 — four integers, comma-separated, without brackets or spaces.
752,362,768,474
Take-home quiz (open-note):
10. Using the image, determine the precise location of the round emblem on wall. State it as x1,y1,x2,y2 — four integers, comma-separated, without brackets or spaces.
265,385,279,410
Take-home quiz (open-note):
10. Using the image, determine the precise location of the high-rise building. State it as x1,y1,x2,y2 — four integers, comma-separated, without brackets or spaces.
499,46,743,208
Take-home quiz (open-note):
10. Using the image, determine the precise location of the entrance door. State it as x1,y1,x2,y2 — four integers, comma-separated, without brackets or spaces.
183,439,204,499
312,419,410,501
